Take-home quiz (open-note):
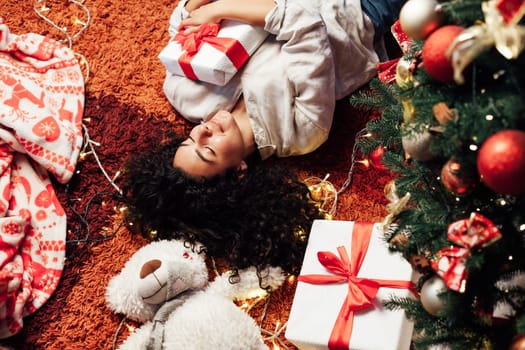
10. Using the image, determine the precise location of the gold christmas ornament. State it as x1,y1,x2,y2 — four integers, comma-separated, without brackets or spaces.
399,0,443,40
304,175,337,215
309,183,329,202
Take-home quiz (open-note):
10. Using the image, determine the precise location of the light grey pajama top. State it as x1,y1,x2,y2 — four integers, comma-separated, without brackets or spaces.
163,0,379,160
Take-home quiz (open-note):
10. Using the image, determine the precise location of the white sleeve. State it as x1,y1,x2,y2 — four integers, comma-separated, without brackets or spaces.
262,0,336,156
168,0,190,38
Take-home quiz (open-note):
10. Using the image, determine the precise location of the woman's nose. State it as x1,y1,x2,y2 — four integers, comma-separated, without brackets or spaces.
200,123,213,136
196,123,212,140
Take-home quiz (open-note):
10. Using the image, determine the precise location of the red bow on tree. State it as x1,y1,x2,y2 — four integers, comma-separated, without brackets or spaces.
431,213,502,293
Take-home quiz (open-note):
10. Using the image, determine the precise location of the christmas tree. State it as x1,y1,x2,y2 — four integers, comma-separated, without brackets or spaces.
351,0,525,348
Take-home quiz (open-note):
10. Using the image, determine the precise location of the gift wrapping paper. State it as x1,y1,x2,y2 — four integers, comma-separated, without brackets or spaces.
285,220,416,350
158,20,268,86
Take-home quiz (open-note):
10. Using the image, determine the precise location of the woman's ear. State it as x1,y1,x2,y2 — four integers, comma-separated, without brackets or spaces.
236,161,248,179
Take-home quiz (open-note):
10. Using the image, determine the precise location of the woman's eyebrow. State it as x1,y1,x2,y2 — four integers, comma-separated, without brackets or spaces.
182,136,213,163
195,149,212,163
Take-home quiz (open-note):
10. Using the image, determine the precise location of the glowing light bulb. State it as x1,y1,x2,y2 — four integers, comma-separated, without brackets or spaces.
124,322,136,333
72,16,86,26
357,159,370,168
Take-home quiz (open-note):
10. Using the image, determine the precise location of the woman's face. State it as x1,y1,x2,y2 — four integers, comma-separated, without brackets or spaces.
172,110,247,178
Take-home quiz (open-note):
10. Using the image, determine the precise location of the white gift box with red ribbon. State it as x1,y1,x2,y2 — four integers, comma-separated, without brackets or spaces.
285,220,416,350
158,21,268,86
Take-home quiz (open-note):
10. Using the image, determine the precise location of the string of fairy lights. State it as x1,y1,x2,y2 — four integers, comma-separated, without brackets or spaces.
34,0,91,80
30,1,375,348
32,0,124,245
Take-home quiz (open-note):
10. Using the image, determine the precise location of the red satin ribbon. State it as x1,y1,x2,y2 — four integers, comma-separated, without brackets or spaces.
173,23,250,81
377,59,400,83
298,222,416,350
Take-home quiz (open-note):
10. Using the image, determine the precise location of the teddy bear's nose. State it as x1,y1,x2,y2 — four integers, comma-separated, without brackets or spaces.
140,259,162,278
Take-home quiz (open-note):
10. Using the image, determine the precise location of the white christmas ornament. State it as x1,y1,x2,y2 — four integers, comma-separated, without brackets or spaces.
402,126,435,161
399,0,443,40
420,275,447,316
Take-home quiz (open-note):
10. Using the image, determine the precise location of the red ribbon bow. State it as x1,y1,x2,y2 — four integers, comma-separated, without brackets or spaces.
376,20,414,83
431,213,502,293
496,0,525,24
173,23,249,81
299,222,416,350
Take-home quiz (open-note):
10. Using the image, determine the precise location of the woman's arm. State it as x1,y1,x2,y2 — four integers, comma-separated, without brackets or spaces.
180,0,276,28
184,0,213,12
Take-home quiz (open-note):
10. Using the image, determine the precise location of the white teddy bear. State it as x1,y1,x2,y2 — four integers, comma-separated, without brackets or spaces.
106,240,285,350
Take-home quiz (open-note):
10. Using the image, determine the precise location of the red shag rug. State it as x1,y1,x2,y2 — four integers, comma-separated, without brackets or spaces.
0,0,391,348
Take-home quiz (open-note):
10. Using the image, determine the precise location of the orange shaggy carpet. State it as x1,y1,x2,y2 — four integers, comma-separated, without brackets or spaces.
0,1,392,348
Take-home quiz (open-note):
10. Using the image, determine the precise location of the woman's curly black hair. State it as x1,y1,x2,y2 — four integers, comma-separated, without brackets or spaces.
120,135,324,278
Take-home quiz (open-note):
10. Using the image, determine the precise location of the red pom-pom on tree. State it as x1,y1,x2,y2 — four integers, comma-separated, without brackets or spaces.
477,129,525,196
422,25,464,84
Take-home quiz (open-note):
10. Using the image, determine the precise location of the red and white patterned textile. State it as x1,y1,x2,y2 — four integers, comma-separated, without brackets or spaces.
0,19,84,338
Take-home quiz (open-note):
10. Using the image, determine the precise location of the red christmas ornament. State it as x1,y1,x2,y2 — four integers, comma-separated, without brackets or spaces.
368,145,388,171
477,129,525,196
422,25,464,84
440,158,478,195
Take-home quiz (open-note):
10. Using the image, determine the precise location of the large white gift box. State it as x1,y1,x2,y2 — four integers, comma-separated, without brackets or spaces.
158,20,268,86
285,220,416,350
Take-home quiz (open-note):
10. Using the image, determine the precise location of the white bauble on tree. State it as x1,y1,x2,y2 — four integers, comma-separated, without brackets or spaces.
399,0,443,40
420,275,447,316
401,125,435,161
